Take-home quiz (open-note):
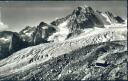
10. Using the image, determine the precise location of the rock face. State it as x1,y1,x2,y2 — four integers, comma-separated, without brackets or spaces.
8,33,27,54
103,11,124,24
0,31,26,59
19,21,56,45
114,16,125,23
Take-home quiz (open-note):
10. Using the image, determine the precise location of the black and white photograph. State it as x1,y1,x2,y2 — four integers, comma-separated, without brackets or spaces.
0,0,127,80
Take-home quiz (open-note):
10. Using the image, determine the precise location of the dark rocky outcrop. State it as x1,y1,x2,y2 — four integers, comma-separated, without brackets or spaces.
114,16,125,23
105,11,117,23
95,61,111,67
9,33,27,54
0,31,27,60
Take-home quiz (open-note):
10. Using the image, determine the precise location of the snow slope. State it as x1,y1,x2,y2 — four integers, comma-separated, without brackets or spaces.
48,20,70,42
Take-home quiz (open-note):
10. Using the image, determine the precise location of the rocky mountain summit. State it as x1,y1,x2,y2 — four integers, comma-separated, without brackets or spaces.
51,6,125,29
49,6,125,41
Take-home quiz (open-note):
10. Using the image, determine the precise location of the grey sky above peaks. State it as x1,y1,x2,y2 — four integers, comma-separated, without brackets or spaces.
0,1,127,32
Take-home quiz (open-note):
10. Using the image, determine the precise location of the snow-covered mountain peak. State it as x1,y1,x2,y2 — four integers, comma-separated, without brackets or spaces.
49,5,126,42
51,5,125,28
72,6,94,14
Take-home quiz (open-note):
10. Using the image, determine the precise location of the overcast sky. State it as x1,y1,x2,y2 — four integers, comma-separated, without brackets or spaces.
0,1,127,32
